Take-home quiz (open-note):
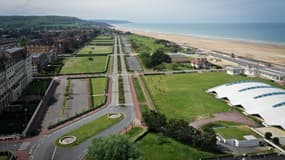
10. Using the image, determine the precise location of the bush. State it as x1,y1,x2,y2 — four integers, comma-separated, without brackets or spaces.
87,135,142,160
143,110,167,132
265,132,272,139
142,110,217,151
150,49,171,67
273,137,280,145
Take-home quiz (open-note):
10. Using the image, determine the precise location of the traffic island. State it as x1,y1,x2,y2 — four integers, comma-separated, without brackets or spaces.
55,113,124,147
58,136,77,145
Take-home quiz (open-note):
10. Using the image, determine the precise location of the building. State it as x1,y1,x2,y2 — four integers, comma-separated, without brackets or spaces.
207,80,285,129
27,45,58,63
259,69,285,85
191,57,209,69
167,52,191,63
243,66,260,77
31,53,48,75
0,47,33,114
226,66,244,75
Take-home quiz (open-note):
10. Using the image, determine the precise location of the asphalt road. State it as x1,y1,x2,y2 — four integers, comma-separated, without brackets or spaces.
210,52,285,74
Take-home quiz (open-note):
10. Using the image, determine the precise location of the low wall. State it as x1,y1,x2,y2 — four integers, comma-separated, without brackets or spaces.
22,79,58,136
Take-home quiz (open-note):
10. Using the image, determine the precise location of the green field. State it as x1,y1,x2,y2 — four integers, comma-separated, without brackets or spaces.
126,127,145,141
56,114,123,147
138,133,217,160
78,45,113,55
133,77,146,103
215,126,261,140
90,40,114,46
90,78,107,107
95,35,113,40
60,56,109,74
202,121,242,130
144,72,283,121
128,34,182,54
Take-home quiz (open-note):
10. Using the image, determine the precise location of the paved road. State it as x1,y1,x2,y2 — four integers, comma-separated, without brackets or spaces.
210,52,285,74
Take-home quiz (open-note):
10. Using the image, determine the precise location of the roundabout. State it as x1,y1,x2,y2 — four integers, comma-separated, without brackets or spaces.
58,136,77,145
107,113,122,119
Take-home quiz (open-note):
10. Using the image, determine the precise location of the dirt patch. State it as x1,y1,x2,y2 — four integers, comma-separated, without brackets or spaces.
190,112,257,129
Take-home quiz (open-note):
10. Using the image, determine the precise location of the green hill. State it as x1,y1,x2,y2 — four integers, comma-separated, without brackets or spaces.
0,16,108,29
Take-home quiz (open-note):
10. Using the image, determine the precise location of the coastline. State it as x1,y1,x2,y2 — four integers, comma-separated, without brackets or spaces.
114,26,285,66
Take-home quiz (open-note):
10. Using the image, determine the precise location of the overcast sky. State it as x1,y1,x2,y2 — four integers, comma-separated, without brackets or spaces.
0,0,285,23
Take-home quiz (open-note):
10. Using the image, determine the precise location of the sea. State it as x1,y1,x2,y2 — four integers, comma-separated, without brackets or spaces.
113,23,285,45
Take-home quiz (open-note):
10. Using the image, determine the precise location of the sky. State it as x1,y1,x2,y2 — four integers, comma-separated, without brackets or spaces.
0,0,285,23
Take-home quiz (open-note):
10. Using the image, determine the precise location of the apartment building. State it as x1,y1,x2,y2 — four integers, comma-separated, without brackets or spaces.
0,47,33,113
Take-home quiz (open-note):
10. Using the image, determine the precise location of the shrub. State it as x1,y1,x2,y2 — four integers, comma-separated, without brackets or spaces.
273,137,280,145
265,132,272,139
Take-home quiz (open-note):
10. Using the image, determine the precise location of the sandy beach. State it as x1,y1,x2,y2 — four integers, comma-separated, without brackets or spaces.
116,27,285,66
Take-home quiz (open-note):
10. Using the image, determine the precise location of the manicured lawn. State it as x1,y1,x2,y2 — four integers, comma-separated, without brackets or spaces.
133,77,146,103
56,114,123,147
126,127,144,141
60,56,109,74
202,121,242,130
215,126,261,140
90,78,107,107
90,40,114,46
95,35,113,40
24,79,51,95
78,45,113,55
138,133,217,160
144,72,283,121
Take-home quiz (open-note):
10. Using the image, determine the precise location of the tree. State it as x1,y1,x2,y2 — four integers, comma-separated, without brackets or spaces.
87,135,142,160
88,51,93,60
143,110,167,132
164,119,196,145
265,132,272,139
150,49,171,67
273,137,280,145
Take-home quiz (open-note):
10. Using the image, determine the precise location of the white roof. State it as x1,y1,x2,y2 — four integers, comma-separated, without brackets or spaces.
208,81,285,129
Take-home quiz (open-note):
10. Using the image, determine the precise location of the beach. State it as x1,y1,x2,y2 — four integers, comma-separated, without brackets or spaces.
116,27,285,66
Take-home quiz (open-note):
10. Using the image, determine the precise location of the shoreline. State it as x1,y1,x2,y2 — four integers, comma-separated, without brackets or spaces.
114,26,285,66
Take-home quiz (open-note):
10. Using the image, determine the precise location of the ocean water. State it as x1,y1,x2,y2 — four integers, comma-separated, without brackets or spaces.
114,23,285,45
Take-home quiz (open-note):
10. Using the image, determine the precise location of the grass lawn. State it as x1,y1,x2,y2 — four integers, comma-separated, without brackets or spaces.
90,78,107,107
60,56,109,74
56,114,123,147
128,35,168,54
133,77,146,103
138,133,218,160
90,41,114,46
24,79,51,95
126,127,143,138
144,72,284,121
202,121,242,130
95,35,113,40
78,45,113,55
0,156,9,160
156,63,194,71
215,126,261,140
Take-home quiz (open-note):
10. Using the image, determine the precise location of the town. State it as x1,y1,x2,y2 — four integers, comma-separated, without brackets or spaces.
0,15,285,160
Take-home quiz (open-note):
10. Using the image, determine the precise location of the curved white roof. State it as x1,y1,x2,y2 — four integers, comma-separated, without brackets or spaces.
208,81,285,129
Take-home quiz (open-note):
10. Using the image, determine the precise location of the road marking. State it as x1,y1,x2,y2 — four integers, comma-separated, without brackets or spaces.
51,146,57,160
18,142,31,150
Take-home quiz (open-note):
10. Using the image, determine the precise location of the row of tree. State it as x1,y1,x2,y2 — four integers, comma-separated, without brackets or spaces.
143,110,217,151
